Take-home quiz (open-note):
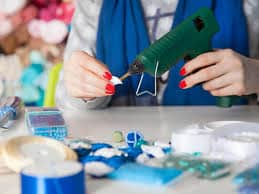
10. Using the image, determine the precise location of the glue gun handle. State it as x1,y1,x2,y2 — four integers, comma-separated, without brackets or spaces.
189,48,235,108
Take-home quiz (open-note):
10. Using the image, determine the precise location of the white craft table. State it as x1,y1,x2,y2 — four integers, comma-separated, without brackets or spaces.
1,106,259,194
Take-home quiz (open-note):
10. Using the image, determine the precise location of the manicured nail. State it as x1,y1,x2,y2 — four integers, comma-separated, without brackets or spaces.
180,68,186,76
103,72,112,80
179,80,187,89
105,83,115,94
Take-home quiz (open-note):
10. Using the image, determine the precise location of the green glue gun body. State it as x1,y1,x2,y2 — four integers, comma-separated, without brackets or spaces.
125,8,235,107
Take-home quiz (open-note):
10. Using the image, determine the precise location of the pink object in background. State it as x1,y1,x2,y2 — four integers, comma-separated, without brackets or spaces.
27,19,44,38
40,19,68,44
21,5,39,23
32,0,61,8
55,2,75,24
10,13,23,28
39,8,53,21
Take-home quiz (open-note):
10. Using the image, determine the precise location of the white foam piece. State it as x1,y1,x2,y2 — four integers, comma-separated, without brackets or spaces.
84,162,114,177
93,148,122,158
110,76,122,85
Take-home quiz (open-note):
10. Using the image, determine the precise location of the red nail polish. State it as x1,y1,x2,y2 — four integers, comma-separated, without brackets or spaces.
179,80,187,89
180,68,186,76
105,91,114,95
105,83,115,93
103,72,112,80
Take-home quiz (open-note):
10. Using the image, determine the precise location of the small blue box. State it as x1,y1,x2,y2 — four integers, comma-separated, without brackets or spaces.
26,110,67,141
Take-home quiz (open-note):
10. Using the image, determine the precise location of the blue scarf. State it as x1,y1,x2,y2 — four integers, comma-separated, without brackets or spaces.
96,0,249,106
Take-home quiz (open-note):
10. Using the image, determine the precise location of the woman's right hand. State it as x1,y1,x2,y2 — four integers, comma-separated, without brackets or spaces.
64,51,115,101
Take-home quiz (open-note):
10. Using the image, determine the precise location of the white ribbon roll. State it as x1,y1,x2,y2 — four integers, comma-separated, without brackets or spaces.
2,136,77,172
171,121,259,159
171,123,214,154
213,122,259,161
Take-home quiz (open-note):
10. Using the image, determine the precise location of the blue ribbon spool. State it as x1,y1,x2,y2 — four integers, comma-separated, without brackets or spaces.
21,161,86,194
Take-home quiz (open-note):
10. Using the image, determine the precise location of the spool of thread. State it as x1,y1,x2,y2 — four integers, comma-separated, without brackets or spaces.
21,161,86,194
2,136,77,172
171,121,250,154
213,122,259,161
171,124,213,154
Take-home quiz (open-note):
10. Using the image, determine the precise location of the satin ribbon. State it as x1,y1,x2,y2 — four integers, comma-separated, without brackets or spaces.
21,162,85,194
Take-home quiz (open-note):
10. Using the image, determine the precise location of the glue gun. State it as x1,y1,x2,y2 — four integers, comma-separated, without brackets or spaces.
120,8,235,108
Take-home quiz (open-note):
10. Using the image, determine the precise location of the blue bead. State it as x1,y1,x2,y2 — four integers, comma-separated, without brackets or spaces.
126,131,144,148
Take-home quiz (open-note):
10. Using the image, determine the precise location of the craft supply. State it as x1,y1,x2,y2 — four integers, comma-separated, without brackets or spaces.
161,154,231,180
64,138,92,161
126,131,144,148
21,161,85,194
141,145,166,159
213,122,259,161
0,96,23,129
26,110,67,140
119,147,143,161
171,121,259,159
110,76,123,86
171,124,213,154
44,63,63,107
82,147,125,177
153,141,171,149
233,164,259,186
2,136,77,172
108,163,183,185
202,121,243,132
112,130,124,143
136,139,149,147
238,182,259,194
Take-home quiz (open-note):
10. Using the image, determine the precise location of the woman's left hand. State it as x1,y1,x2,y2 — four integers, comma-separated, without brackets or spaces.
179,49,259,96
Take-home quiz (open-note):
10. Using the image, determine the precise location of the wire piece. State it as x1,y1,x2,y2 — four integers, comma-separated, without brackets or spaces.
136,61,159,97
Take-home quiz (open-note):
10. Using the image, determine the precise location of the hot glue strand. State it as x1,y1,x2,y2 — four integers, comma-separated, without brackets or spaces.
136,61,159,97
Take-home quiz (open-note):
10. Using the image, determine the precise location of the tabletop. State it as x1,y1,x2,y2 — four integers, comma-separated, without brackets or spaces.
1,105,259,194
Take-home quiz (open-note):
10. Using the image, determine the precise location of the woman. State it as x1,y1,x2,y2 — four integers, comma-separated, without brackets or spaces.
56,0,259,109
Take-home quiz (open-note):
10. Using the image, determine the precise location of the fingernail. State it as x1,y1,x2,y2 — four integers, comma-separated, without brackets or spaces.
179,80,187,89
180,68,186,76
103,72,112,80
105,83,115,94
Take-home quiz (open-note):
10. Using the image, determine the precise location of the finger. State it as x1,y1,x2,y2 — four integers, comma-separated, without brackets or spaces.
75,51,112,80
65,66,114,93
210,84,245,97
180,51,222,76
67,81,113,98
202,73,236,91
179,63,228,89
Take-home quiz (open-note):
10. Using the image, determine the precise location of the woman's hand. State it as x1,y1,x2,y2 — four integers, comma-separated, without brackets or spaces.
179,49,259,96
64,51,115,101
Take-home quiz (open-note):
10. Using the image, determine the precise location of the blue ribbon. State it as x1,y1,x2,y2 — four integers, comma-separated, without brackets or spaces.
21,169,86,194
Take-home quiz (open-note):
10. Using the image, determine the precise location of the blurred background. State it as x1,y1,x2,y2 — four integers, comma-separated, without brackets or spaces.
0,0,75,106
